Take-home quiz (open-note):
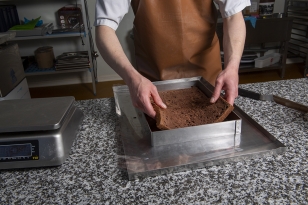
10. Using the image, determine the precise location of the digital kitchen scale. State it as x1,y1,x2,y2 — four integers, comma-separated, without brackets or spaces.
0,96,84,169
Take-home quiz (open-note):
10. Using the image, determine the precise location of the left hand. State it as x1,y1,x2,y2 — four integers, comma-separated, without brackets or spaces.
210,11,245,105
210,68,238,105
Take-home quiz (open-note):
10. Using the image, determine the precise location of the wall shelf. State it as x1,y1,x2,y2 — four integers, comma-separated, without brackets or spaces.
10,32,86,41
24,63,88,76
2,0,97,94
238,63,281,73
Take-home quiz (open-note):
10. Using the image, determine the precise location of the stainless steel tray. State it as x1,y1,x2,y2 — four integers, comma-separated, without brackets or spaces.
113,77,286,180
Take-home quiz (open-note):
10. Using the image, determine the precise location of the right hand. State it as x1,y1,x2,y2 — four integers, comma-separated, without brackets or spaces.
127,75,167,119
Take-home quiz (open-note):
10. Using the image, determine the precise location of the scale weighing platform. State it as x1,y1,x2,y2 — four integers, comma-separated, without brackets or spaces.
0,96,84,169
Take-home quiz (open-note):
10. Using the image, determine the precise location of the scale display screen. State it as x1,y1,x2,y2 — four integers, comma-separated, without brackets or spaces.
0,143,32,158
0,140,39,162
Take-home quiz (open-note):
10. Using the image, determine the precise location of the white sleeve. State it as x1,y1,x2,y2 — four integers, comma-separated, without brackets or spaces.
213,0,251,18
94,0,131,30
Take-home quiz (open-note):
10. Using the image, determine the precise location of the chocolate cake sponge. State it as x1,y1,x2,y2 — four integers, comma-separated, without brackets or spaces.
152,86,234,130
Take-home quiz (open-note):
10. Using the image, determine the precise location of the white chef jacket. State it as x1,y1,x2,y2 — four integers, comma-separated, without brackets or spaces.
95,0,251,30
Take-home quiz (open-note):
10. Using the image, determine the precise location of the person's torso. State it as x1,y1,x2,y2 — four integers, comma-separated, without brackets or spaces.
131,0,222,85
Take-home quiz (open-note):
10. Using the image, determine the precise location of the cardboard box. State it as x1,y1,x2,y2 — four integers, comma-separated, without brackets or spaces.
0,78,31,101
57,5,84,30
254,53,281,68
0,43,25,97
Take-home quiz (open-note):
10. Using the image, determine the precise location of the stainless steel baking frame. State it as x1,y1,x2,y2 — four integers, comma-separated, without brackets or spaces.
113,77,286,180
144,79,242,147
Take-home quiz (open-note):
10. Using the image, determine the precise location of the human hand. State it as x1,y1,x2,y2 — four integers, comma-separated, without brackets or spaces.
127,75,167,118
210,68,238,105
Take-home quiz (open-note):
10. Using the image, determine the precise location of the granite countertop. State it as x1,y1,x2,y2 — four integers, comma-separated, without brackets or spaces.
0,78,307,204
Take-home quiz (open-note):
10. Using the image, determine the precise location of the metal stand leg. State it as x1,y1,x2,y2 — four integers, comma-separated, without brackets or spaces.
305,54,308,78
280,41,288,79
90,67,97,95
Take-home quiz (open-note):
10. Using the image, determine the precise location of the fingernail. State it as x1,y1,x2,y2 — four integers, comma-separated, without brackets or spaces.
210,97,215,103
162,103,167,109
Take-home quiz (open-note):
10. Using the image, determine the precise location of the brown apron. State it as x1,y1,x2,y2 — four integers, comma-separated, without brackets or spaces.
131,0,222,86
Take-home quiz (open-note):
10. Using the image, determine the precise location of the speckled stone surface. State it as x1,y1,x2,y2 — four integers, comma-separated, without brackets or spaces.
0,78,307,204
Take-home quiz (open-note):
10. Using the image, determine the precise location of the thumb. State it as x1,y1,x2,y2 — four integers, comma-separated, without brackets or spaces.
211,83,223,103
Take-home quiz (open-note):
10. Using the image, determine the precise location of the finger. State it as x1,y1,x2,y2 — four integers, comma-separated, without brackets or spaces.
225,93,235,105
151,88,167,109
224,87,238,105
211,81,223,103
141,96,157,119
132,95,156,118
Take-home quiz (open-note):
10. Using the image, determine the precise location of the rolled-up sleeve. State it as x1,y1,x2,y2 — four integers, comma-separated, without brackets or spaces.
214,0,251,18
94,0,130,30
